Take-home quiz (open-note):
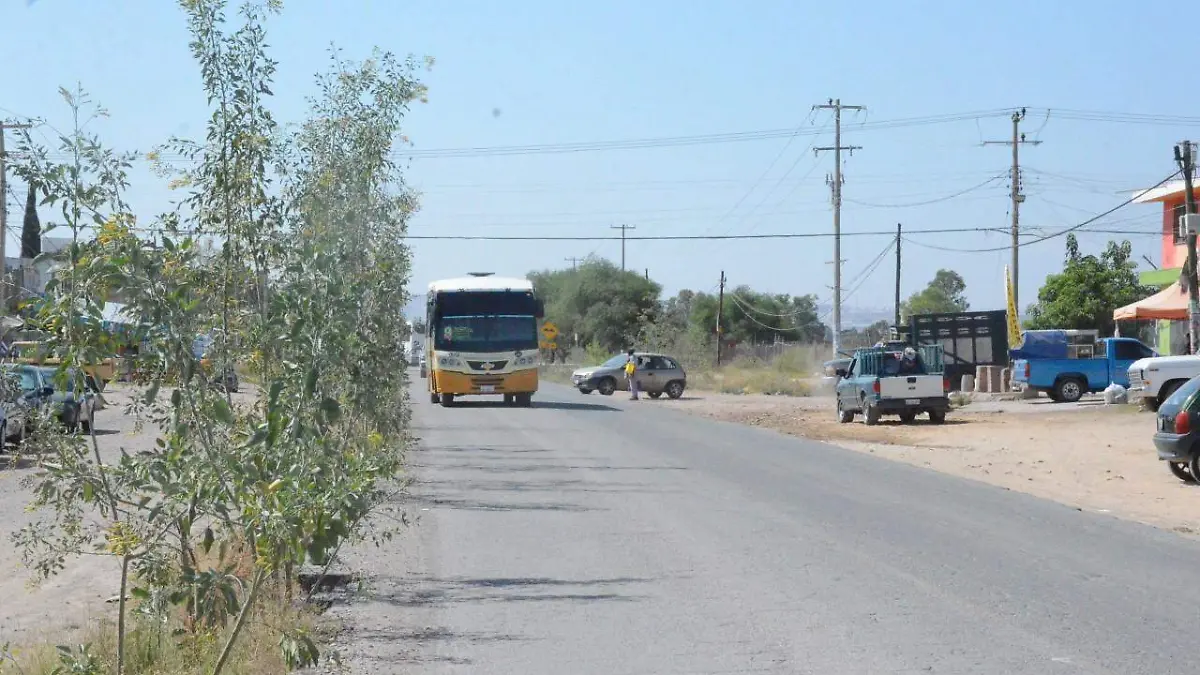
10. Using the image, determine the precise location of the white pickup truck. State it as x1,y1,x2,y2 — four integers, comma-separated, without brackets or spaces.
1127,354,1200,410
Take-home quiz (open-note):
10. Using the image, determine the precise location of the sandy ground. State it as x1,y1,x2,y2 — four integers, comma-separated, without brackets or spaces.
658,389,1200,536
0,384,259,646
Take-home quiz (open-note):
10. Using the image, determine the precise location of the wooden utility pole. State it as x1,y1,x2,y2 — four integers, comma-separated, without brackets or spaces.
894,222,902,328
0,122,32,312
610,224,636,271
814,99,864,358
1175,141,1199,353
564,256,581,270
983,109,1041,311
715,270,726,366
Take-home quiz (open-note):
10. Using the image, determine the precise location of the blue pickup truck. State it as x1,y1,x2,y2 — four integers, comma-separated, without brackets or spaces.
1010,330,1157,403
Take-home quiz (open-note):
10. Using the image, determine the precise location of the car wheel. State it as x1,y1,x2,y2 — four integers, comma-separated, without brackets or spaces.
648,391,662,399
597,378,617,396
1055,377,1084,404
1169,461,1196,483
82,408,93,434
837,400,854,424
899,411,917,424
864,403,880,426
1159,380,1185,408
665,381,685,399
578,388,593,395
928,409,947,424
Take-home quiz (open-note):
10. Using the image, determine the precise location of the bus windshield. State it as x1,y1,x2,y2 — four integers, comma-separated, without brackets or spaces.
434,315,538,352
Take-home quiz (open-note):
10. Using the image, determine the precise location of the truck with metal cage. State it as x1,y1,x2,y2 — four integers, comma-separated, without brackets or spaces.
834,343,950,425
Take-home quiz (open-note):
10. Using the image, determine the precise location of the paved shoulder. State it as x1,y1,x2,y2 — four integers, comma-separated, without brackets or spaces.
329,382,1200,674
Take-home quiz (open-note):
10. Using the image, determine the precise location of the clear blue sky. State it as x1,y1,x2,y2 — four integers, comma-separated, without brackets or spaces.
2,0,1191,325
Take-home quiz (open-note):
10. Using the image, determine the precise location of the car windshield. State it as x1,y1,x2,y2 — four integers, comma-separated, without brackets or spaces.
38,368,79,392
1166,375,1200,409
433,315,538,352
2,368,38,393
601,354,630,368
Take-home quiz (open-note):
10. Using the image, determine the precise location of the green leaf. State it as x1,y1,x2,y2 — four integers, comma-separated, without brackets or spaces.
304,367,318,397
131,587,150,599
213,398,234,425
319,397,341,423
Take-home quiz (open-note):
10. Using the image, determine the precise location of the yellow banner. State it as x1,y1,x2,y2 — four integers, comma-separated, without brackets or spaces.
1005,265,1021,347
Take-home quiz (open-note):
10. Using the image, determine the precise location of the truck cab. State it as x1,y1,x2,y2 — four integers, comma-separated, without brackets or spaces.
1010,330,1156,403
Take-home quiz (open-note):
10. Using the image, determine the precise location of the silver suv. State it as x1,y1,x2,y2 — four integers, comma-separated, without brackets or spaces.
571,352,687,399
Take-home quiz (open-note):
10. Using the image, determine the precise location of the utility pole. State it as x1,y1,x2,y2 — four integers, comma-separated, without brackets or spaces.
983,108,1041,311
0,122,32,313
716,270,726,366
564,256,581,271
1175,141,1199,354
644,268,649,280
610,224,635,271
894,223,902,328
814,98,864,358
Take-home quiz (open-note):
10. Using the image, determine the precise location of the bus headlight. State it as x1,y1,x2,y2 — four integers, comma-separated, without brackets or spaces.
514,355,537,366
438,356,462,368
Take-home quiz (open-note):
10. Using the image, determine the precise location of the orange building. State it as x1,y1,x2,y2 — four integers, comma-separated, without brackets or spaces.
1126,180,1198,353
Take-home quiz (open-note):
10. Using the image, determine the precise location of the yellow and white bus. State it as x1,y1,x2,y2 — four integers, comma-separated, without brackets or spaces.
425,273,544,407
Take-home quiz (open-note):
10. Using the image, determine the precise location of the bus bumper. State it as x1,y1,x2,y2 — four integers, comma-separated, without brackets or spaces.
432,368,538,396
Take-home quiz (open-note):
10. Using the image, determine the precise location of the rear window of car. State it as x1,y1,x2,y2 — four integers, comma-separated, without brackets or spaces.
1166,376,1200,410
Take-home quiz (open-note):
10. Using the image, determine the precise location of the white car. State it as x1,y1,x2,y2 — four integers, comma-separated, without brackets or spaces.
1128,354,1200,411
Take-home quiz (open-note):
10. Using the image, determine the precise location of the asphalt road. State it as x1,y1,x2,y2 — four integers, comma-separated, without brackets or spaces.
329,379,1200,674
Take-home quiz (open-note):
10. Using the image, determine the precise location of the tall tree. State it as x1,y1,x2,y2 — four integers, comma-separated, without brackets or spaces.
901,269,968,317
529,256,661,351
21,182,41,259
1025,235,1152,335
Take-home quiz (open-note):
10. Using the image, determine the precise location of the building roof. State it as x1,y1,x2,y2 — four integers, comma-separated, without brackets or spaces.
1131,179,1194,204
428,275,534,293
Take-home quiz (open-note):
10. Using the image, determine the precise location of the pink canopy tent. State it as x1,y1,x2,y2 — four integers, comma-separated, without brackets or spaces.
1113,280,1189,322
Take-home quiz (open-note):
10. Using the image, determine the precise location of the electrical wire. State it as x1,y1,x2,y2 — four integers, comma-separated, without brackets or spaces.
897,168,1183,253
843,174,1007,208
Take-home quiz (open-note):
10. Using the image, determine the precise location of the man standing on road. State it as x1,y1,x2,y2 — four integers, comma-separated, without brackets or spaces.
624,348,639,400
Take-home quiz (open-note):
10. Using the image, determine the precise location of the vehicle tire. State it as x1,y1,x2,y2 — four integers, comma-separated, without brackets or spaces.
82,408,93,434
516,393,533,407
1145,397,1161,412
648,391,662,399
665,381,685,399
578,388,592,395
1054,377,1084,404
440,393,455,407
899,411,917,424
503,394,514,405
864,404,880,426
0,421,7,450
1169,461,1196,483
928,409,947,425
837,400,854,424
597,378,617,396
1159,380,1185,408
430,392,440,404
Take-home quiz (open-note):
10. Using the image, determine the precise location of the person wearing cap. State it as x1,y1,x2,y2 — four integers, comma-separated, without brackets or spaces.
898,346,921,374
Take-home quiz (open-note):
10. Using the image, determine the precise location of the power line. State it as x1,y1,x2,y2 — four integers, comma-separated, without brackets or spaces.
844,174,1007,208
898,168,1182,254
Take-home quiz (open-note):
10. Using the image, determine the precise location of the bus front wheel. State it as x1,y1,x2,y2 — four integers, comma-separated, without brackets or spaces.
440,394,455,407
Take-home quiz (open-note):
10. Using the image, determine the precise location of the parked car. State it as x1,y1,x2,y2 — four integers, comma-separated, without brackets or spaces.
192,334,240,392
835,344,950,425
571,352,687,399
0,364,54,441
1011,330,1156,403
1151,374,1200,482
1127,354,1200,411
820,357,853,394
36,366,97,432
419,351,428,379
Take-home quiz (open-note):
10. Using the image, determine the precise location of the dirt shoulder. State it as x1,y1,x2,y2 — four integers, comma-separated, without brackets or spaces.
657,391,1200,536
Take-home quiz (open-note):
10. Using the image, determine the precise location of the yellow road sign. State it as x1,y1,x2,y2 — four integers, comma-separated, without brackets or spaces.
541,322,559,340
540,340,557,351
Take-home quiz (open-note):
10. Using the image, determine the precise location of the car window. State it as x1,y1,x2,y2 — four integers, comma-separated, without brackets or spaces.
1113,341,1148,361
1167,376,1200,410
601,354,628,368
661,357,680,370
848,359,859,377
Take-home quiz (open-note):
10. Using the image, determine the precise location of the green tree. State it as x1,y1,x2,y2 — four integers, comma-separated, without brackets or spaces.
1025,234,1153,335
687,286,824,345
901,269,968,317
529,256,661,352
21,182,41,259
